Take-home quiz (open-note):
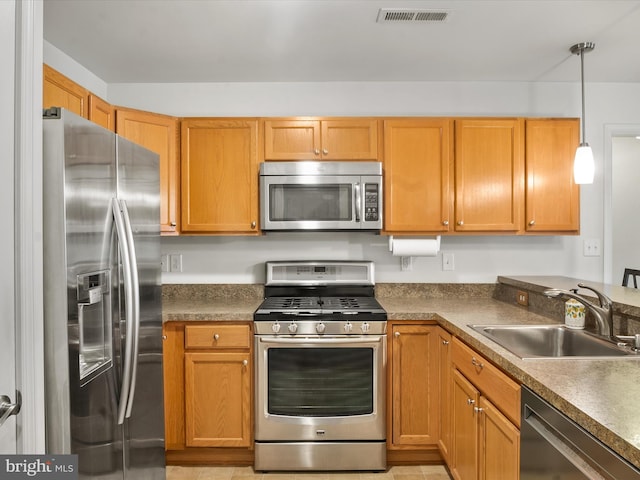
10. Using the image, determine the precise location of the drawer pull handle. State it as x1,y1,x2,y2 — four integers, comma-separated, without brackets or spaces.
471,357,484,369
213,334,220,341
467,398,475,406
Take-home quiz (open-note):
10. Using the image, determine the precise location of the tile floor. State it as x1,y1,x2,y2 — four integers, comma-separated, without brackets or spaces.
167,465,452,480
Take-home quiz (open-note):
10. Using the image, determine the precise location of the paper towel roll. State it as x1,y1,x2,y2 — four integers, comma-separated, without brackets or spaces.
389,236,441,257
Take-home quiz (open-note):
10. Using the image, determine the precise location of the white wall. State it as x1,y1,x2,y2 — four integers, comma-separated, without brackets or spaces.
45,45,640,284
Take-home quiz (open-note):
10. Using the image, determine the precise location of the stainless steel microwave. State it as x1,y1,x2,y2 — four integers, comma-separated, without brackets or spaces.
259,161,383,231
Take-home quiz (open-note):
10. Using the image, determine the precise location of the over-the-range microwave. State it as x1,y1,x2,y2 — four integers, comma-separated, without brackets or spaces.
259,161,383,231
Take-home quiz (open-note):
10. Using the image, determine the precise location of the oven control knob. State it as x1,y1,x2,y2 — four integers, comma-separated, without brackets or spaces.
343,322,353,333
271,322,281,334
361,322,370,333
288,322,298,334
316,322,326,334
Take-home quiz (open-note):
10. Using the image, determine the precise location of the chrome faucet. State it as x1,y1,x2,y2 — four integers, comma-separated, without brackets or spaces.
543,283,614,339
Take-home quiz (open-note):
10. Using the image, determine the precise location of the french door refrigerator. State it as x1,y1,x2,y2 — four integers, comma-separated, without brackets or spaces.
42,108,165,479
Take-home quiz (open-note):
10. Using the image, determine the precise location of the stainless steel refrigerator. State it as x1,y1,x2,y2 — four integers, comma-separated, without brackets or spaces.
42,108,165,479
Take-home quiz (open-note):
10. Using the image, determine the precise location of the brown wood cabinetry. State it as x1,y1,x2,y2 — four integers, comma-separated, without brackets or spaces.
264,118,379,161
525,118,580,233
163,322,253,460
88,94,114,131
181,118,260,234
449,337,520,480
383,119,453,233
43,64,88,118
454,118,525,233
116,107,180,235
437,327,453,465
388,323,440,451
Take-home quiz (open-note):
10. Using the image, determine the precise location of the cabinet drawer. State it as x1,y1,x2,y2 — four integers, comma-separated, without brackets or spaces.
185,324,251,350
452,337,520,426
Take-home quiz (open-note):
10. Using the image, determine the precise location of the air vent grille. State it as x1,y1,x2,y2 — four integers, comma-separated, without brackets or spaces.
377,9,450,23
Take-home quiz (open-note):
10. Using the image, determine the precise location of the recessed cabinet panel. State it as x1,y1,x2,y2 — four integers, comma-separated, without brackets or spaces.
525,119,580,233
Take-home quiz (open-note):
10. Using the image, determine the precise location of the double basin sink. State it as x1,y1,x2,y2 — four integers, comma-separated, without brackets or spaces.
470,324,640,359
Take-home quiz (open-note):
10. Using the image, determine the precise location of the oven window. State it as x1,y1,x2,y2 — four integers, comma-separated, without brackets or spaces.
269,184,352,222
267,347,373,416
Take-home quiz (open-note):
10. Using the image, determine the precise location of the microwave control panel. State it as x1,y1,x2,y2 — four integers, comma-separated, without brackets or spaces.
364,183,379,222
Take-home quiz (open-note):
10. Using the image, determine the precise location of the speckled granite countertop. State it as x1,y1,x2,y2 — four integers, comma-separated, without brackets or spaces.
162,277,640,470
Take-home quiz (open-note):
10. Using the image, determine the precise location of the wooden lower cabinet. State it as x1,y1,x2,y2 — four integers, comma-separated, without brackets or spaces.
163,322,254,465
437,327,453,465
387,322,442,464
449,337,520,480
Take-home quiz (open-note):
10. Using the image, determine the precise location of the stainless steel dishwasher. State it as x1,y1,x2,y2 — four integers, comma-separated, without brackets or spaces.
521,386,640,479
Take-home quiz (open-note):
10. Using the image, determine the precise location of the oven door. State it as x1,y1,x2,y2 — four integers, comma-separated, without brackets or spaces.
259,175,382,230
255,335,386,441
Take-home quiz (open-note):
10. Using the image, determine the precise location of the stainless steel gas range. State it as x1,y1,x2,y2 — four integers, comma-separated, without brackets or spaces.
253,261,387,472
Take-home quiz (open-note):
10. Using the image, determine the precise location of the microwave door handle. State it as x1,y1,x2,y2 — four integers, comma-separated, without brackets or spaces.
354,182,361,223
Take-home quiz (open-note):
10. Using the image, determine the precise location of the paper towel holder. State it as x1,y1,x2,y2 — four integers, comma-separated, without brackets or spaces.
388,235,441,271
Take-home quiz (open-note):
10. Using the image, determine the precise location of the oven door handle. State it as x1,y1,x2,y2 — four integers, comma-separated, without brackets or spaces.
259,336,384,345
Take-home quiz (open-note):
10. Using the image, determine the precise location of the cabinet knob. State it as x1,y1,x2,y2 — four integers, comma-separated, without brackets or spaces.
162,335,167,340
394,331,400,338
442,220,449,226
170,222,177,227
471,357,484,369
529,220,535,226
457,220,464,226
474,406,484,414
467,398,475,405
314,149,321,155
442,340,449,345
251,221,256,229
213,334,220,341
322,149,329,155
243,359,248,366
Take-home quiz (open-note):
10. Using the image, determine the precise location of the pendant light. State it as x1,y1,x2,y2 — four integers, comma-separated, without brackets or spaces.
570,42,595,184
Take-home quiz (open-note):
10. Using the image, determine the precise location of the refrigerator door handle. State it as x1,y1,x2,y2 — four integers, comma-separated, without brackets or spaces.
119,200,141,419
111,197,135,425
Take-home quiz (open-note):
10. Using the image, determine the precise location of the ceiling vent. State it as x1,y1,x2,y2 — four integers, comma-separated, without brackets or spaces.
376,9,450,23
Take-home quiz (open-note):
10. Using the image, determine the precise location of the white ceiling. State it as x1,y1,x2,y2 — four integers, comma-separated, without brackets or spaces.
43,0,640,84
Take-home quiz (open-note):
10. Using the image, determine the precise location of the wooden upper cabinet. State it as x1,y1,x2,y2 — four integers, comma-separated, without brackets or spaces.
88,94,115,131
116,107,180,235
264,118,379,160
43,64,88,118
181,118,260,234
454,118,525,233
525,118,580,233
383,118,453,234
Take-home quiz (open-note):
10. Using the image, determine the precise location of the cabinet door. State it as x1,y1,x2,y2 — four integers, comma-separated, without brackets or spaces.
525,119,580,233
321,119,379,160
383,119,453,233
181,119,260,234
478,396,520,480
43,64,88,118
163,323,185,450
437,328,453,465
88,94,114,131
390,324,440,447
264,119,321,160
184,352,251,447
451,369,480,480
116,108,180,235
454,119,524,232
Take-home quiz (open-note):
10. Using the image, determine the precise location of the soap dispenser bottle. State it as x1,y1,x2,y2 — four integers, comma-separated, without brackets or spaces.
565,289,585,329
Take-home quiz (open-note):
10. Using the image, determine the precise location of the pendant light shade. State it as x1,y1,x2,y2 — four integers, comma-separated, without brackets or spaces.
571,42,595,184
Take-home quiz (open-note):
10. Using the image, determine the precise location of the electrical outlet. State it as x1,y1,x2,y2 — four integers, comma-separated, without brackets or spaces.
516,290,529,306
170,254,183,272
583,239,601,257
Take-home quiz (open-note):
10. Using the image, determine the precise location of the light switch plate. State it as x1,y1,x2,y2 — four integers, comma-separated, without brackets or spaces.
442,253,455,271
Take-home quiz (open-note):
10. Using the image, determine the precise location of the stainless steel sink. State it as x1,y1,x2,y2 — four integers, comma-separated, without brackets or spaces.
469,324,639,359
